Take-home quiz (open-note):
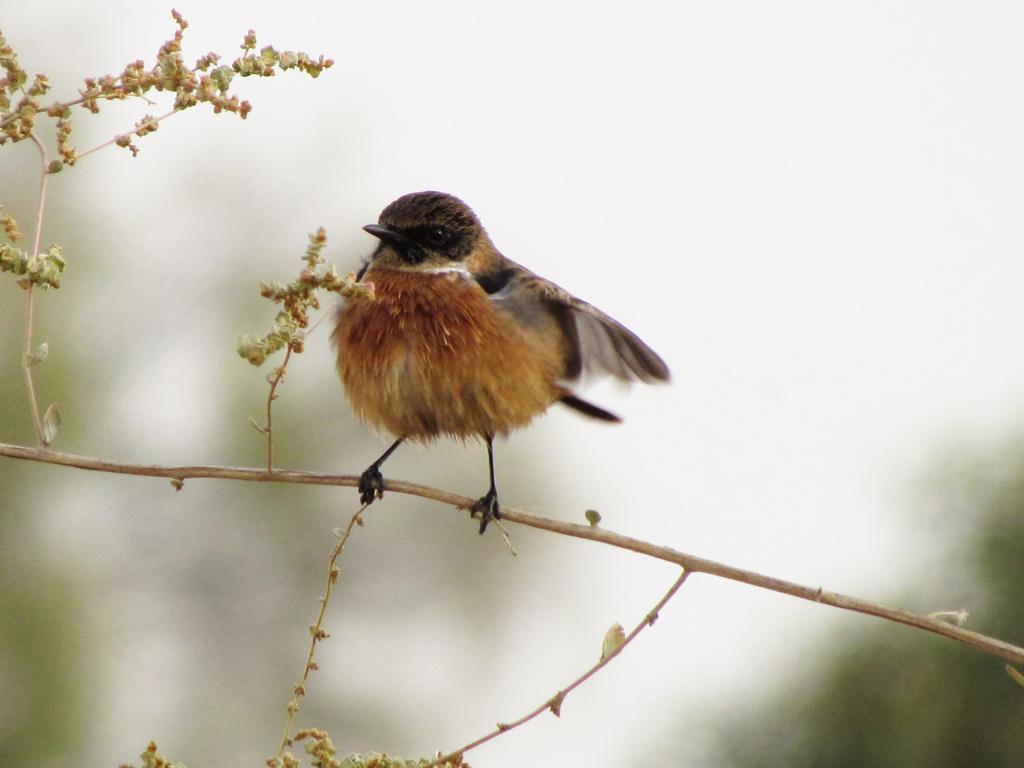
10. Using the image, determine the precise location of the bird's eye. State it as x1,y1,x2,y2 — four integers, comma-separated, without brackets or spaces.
425,227,448,246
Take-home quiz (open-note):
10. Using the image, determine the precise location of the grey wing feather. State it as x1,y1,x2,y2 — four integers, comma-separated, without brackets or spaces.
481,256,670,384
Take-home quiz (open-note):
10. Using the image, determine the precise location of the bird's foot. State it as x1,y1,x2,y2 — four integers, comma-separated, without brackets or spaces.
471,489,501,535
358,465,385,505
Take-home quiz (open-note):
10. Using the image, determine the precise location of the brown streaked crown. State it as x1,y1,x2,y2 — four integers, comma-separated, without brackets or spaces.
364,191,486,268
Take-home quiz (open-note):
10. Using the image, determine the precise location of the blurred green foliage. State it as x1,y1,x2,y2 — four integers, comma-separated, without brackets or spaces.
695,441,1024,767
0,465,87,766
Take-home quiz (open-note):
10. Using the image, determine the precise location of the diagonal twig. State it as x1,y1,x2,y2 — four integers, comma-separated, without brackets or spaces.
423,569,691,767
274,504,369,761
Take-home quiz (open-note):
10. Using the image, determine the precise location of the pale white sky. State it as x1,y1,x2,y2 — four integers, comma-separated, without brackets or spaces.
4,2,1024,766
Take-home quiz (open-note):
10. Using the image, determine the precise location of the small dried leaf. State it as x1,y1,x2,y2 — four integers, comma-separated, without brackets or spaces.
27,342,48,367
549,691,565,717
41,402,61,446
601,622,626,661
928,608,969,627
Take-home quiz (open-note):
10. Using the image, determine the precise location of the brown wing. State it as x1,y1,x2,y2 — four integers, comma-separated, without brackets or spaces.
477,256,670,384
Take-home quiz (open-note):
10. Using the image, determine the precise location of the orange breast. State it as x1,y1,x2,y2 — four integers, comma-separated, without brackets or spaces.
332,267,565,441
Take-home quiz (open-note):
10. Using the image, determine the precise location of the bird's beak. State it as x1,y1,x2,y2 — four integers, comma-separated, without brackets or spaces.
363,224,413,248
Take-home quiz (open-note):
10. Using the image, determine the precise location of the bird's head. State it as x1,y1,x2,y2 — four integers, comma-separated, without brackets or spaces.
361,191,492,273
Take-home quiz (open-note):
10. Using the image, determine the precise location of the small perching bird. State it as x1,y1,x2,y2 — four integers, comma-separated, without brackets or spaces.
333,191,669,532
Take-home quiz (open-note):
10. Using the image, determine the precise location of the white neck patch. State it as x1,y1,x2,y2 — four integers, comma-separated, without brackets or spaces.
421,264,472,277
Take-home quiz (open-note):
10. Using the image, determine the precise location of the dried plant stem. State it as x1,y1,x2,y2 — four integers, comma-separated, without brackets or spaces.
1,441,1023,666
21,134,51,444
75,108,178,163
276,504,368,759
424,569,690,767
21,282,43,443
1,94,87,131
265,345,294,472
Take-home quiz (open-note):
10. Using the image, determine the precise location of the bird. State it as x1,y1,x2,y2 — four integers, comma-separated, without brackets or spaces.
332,191,669,533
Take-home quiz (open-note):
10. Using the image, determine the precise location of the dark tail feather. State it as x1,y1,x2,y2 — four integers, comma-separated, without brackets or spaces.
559,393,621,423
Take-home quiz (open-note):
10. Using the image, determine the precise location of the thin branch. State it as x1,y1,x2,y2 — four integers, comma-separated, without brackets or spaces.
21,134,50,445
275,504,368,760
264,345,294,472
423,569,690,767
28,135,48,277
74,108,177,163
21,281,42,442
2,441,1023,666
1,95,86,131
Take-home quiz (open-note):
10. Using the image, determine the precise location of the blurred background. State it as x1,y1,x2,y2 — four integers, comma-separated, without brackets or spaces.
2,2,1024,766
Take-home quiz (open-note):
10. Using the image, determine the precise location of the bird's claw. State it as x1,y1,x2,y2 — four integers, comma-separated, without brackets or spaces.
358,465,385,505
471,489,501,535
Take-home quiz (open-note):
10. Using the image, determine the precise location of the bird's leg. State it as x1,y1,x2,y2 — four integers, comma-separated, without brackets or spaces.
358,438,404,505
471,435,501,534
